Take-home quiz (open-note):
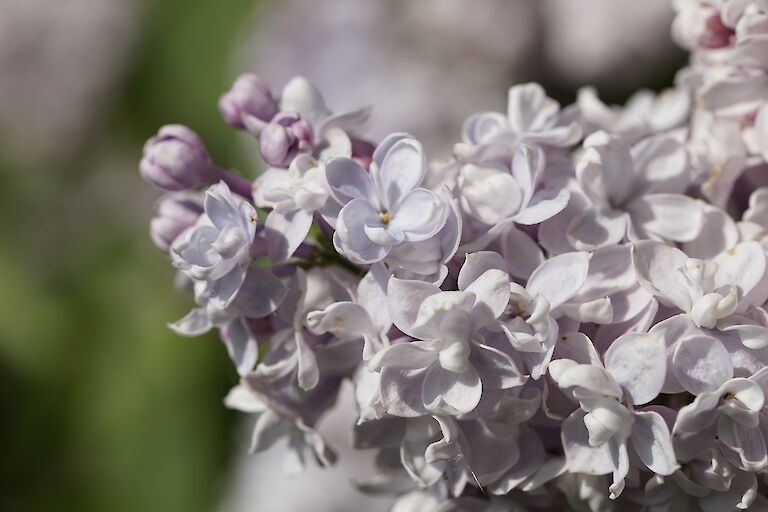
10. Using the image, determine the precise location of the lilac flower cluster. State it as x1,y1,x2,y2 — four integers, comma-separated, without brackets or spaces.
139,2,768,509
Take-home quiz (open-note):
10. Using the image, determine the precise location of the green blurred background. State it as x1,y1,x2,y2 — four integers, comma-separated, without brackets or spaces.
0,1,261,510
0,0,684,510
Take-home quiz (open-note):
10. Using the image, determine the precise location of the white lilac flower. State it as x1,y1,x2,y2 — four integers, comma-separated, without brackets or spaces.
567,131,704,250
306,262,392,361
224,375,340,472
455,82,581,163
168,266,287,375
673,367,768,473
457,144,571,252
171,181,258,309
325,133,449,264
550,332,679,499
368,252,526,416
633,240,768,345
253,154,329,262
140,15,768,507
498,251,594,379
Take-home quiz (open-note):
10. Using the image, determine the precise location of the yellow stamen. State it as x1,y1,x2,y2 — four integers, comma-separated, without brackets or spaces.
379,211,391,224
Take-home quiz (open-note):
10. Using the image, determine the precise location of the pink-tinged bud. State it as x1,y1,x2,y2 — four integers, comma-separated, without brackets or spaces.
258,112,313,167
699,14,734,49
218,74,278,129
140,125,218,191
150,193,204,251
351,138,375,169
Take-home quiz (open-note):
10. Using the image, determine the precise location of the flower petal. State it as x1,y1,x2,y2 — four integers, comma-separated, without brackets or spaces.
630,410,679,476
527,251,590,309
324,157,375,206
672,334,733,395
626,193,704,242
567,207,628,250
422,364,482,415
604,332,666,405
372,136,426,210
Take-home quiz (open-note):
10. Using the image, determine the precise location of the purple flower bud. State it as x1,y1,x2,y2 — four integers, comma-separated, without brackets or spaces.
351,137,375,169
218,74,278,129
140,125,218,191
258,112,313,167
150,193,204,252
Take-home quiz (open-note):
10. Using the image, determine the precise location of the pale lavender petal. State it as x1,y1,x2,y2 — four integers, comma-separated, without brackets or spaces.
604,331,666,405
389,188,446,241
422,364,482,415
236,266,288,318
672,334,733,395
630,410,679,476
457,251,508,291
632,241,693,311
567,207,628,250
265,208,313,263
500,225,544,280
324,157,375,206
373,136,425,210
527,251,590,309
221,318,258,376
514,187,571,225
712,241,767,299
626,193,704,242
387,277,441,339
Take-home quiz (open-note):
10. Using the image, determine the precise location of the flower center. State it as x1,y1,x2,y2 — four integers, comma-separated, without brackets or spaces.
379,211,391,224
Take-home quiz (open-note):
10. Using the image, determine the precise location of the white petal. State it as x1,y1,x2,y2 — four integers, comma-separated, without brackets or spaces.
295,330,319,390
672,334,733,395
576,131,635,207
713,241,767,299
221,318,258,376
463,268,510,327
368,340,439,371
265,208,313,263
422,364,482,415
168,307,213,336
389,188,447,241
632,241,693,311
561,410,616,475
500,225,544,280
457,251,508,291
604,331,666,405
514,187,571,225
626,194,704,242
279,76,330,128
631,134,689,195
507,83,559,134
236,266,288,318
567,207,628,250
372,136,425,210
334,198,390,264
630,410,679,476
387,277,441,339
324,157,375,206
511,143,544,206
458,163,523,224
718,417,768,471
527,251,590,309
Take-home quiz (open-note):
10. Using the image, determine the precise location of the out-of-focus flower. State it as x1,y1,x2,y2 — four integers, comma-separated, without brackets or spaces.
150,193,204,252
140,125,220,191
219,73,279,129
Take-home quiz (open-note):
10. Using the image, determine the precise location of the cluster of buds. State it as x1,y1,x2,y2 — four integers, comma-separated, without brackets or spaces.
139,2,768,510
